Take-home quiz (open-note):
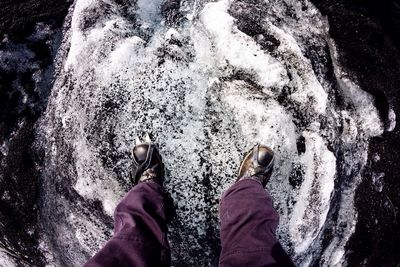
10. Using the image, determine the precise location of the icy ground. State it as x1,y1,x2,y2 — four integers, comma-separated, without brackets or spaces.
33,0,387,265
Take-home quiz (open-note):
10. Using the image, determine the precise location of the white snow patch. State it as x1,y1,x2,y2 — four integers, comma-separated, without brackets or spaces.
267,23,328,114
137,0,163,28
201,0,288,90
73,138,124,216
330,40,384,138
0,252,17,267
331,248,345,266
289,131,336,253
64,0,96,70
388,107,396,132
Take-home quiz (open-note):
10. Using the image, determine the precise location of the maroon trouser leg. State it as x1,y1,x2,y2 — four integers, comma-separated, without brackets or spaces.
219,179,294,267
84,182,170,267
85,179,293,266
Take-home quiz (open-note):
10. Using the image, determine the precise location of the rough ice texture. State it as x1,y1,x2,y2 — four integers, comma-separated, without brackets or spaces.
0,252,17,267
388,108,396,132
36,0,384,266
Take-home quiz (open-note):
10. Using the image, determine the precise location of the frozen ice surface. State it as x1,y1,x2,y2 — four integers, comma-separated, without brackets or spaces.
36,0,386,265
0,252,17,267
388,107,396,132
201,0,288,89
137,0,163,27
289,131,336,254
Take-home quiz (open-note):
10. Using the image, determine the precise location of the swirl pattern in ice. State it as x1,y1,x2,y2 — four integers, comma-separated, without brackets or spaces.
36,0,384,265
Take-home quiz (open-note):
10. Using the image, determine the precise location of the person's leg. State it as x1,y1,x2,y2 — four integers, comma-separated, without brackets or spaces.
219,145,294,267
85,140,171,267
84,181,170,267
219,179,294,266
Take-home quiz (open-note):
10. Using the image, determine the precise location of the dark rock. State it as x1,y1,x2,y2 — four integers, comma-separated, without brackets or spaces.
0,0,73,41
161,0,181,26
229,0,280,53
310,0,400,265
229,0,268,36
289,164,304,188
80,2,113,31
296,135,306,155
0,1,72,265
